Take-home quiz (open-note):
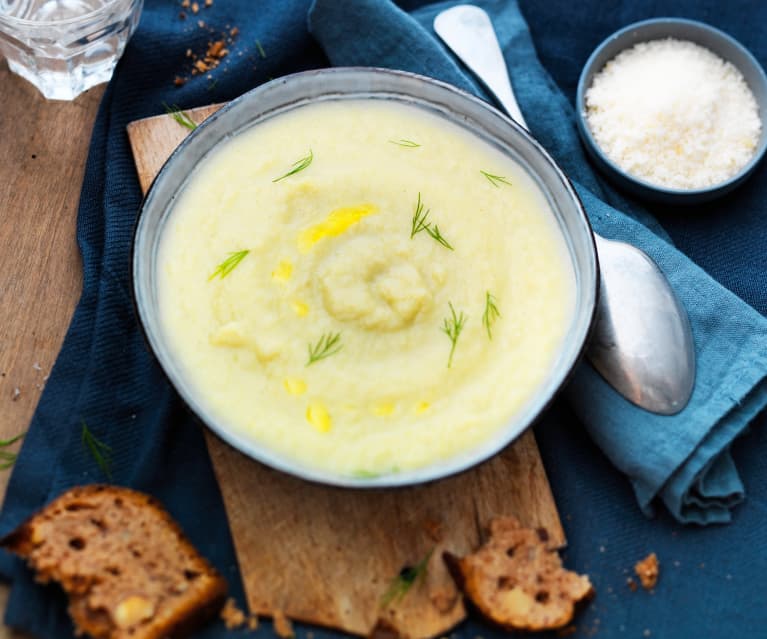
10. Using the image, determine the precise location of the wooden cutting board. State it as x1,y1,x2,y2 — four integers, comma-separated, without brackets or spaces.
127,105,565,638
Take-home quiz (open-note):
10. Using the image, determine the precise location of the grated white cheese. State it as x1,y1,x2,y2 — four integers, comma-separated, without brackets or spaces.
585,38,762,190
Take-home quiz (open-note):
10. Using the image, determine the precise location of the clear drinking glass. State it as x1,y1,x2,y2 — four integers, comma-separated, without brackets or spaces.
0,0,143,100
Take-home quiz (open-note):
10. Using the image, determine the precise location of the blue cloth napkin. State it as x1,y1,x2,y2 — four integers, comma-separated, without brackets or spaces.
2,1,766,637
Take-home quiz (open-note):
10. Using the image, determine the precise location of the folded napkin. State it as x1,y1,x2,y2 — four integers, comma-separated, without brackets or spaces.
2,0,767,637
309,0,767,525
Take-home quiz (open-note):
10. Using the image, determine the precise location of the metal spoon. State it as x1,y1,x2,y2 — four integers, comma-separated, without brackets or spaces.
434,5,695,415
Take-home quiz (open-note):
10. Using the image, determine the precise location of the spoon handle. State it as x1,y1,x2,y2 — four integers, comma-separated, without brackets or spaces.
434,7,528,128
434,5,695,414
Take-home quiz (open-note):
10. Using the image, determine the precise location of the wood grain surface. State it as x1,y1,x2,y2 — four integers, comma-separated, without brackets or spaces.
128,106,565,638
0,62,104,638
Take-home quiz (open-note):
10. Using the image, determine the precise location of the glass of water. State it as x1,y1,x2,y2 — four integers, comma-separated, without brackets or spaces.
0,0,143,100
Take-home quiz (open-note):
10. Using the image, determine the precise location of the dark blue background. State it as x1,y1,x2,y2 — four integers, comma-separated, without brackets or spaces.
1,1,765,637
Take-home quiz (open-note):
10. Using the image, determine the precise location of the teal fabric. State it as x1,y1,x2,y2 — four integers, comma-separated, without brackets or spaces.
309,0,767,524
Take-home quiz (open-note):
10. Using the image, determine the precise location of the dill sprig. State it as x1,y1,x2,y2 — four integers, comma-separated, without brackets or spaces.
480,170,512,188
208,250,250,281
389,139,421,148
482,291,501,340
273,149,313,182
255,40,266,59
81,421,112,480
306,332,342,366
427,223,453,250
380,548,435,607
441,302,467,368
351,469,380,479
409,193,453,250
163,102,197,131
0,431,25,470
410,192,431,237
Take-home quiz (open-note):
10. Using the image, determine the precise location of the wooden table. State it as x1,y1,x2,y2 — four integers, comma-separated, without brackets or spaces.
0,61,104,637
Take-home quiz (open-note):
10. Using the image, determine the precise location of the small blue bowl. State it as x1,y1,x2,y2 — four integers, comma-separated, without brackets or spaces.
576,18,767,205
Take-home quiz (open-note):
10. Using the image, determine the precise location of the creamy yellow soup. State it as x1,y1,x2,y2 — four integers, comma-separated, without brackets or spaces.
159,100,575,477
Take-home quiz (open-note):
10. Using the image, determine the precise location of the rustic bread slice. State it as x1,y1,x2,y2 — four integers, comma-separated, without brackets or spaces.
1,485,227,639
448,516,593,631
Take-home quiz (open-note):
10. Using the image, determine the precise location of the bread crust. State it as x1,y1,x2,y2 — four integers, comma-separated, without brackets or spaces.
1,485,227,639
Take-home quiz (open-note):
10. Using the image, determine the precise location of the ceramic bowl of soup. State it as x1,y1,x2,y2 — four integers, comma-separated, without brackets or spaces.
132,68,598,487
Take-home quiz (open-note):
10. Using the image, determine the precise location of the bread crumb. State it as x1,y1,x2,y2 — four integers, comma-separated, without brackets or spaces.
208,40,225,57
204,0,212,6
634,553,659,590
173,18,238,87
181,0,189,6
273,610,294,638
221,598,246,629
626,577,638,592
191,2,199,13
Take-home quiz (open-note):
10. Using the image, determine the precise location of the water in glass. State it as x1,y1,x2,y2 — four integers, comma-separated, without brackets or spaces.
0,0,143,100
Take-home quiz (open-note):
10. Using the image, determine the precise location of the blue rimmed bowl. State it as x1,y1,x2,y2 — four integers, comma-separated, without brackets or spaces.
576,18,767,205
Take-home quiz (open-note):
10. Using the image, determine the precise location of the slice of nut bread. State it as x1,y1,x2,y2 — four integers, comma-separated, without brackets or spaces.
1,485,227,639
448,516,593,631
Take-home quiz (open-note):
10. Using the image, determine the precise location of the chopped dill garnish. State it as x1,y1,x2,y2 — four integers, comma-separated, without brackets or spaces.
306,332,342,366
480,170,512,188
427,223,453,250
482,291,501,340
255,40,266,59
389,139,421,148
273,149,313,182
163,102,197,131
0,431,25,470
410,192,430,237
409,193,453,250
351,469,380,479
0,453,17,471
208,250,250,281
441,302,467,368
81,421,112,480
380,548,435,607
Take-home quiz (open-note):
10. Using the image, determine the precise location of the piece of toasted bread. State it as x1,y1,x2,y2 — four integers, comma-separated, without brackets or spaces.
447,516,593,631
1,485,227,639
